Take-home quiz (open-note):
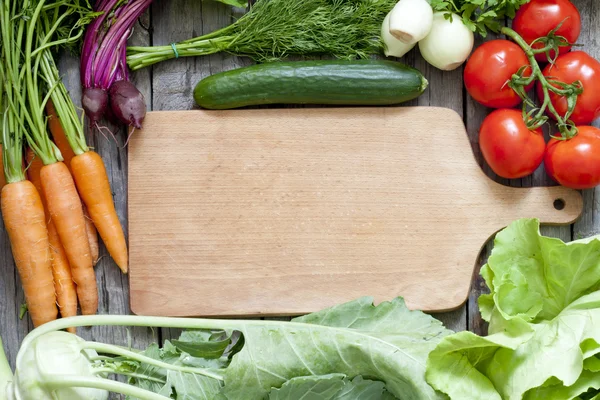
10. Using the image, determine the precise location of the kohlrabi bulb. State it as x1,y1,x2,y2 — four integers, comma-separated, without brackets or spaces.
11,331,108,400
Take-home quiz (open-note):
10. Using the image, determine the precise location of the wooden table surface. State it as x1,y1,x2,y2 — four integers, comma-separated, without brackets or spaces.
1,0,599,380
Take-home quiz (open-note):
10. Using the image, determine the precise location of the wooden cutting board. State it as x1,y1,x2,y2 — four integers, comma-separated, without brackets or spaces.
128,107,583,317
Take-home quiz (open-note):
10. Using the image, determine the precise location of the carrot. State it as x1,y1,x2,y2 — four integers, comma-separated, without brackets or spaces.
26,149,78,331
28,140,100,269
46,99,76,170
41,161,98,315
47,220,78,334
83,204,100,266
1,0,60,328
25,148,47,210
1,180,57,327
71,151,128,273
45,101,105,269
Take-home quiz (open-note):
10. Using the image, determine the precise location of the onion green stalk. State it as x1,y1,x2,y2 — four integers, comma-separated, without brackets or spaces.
126,0,398,70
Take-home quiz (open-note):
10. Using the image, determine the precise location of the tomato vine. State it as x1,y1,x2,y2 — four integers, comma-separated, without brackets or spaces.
502,23,583,139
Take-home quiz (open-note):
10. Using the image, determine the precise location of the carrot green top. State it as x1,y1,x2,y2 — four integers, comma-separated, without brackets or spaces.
1,0,95,178
1,0,27,183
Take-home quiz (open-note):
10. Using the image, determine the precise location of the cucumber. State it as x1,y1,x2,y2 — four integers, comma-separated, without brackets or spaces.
193,60,428,109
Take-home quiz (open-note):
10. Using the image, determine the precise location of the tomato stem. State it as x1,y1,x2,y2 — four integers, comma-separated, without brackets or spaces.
501,26,580,140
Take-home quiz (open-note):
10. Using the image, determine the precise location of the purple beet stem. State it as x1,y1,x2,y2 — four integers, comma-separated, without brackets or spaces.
81,0,152,90
95,0,152,89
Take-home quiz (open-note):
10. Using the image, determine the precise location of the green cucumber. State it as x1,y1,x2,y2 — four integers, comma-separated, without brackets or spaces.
193,60,428,109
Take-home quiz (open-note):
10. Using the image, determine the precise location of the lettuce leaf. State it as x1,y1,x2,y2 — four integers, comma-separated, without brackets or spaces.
486,219,600,323
426,219,600,400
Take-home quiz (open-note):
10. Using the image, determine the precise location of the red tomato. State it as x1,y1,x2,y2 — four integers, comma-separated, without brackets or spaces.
545,126,600,189
479,109,545,179
464,40,532,109
538,51,600,125
513,0,581,62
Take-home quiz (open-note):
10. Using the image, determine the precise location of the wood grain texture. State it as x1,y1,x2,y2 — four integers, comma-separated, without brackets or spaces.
1,0,597,374
150,0,249,342
401,32,469,331
128,107,582,317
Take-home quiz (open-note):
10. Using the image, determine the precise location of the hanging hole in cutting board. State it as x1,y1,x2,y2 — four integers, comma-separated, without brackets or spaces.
554,198,566,211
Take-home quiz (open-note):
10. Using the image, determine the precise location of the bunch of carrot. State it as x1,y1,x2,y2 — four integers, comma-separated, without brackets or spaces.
0,0,128,331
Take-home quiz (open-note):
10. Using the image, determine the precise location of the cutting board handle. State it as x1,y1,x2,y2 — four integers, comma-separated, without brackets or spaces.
495,184,583,226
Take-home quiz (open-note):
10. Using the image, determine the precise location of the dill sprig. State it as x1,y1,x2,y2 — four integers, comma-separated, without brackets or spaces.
127,0,398,71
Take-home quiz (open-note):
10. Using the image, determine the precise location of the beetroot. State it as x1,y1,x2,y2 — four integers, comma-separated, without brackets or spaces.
108,80,147,129
80,0,151,133
82,87,108,125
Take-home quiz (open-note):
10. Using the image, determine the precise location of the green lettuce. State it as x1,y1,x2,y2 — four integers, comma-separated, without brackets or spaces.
426,219,600,400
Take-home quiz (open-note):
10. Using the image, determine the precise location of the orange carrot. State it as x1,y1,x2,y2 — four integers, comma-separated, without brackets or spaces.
41,161,97,315
47,220,78,334
1,180,57,327
45,102,101,268
26,149,78,331
46,100,76,170
0,144,7,190
25,148,47,210
71,151,128,273
83,204,100,266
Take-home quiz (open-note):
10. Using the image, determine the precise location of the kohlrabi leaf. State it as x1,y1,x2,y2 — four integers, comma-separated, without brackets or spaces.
335,376,397,400
125,344,172,397
268,374,346,399
427,280,600,400
166,369,224,400
221,297,451,399
485,219,600,323
172,330,231,359
268,374,397,400
127,341,224,399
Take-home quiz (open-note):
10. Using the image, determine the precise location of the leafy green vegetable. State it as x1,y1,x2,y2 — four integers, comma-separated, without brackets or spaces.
8,296,450,399
172,330,232,359
124,339,227,398
219,297,451,399
426,219,600,400
482,218,600,325
268,374,396,399
429,0,530,37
